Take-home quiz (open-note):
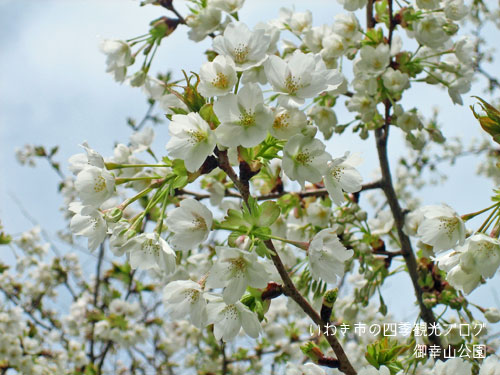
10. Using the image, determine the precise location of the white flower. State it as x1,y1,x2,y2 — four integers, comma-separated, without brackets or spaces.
158,93,189,115
121,233,176,272
264,51,343,107
454,37,475,66
272,8,312,35
333,13,361,42
69,142,105,175
186,6,222,42
484,308,500,323
308,106,338,140
403,208,425,236
445,0,468,21
165,199,213,251
282,134,331,188
458,234,500,279
207,0,244,13
271,107,307,140
69,202,107,251
214,83,273,147
354,44,390,77
255,22,280,54
382,68,410,92
368,211,395,235
434,233,500,295
396,109,422,132
166,112,217,173
206,246,269,304
75,166,115,207
353,76,378,95
206,296,261,341
198,55,237,98
99,39,133,82
417,204,465,252
303,25,332,53
109,220,129,256
415,15,450,49
213,22,270,71
433,358,472,375
130,126,154,153
306,200,331,227
286,10,312,35
448,74,473,105
337,0,368,11
324,153,363,205
111,143,131,164
308,228,354,284
286,363,325,375
479,355,500,375
163,279,207,327
346,94,377,122
436,251,481,294
321,33,347,62
142,76,165,100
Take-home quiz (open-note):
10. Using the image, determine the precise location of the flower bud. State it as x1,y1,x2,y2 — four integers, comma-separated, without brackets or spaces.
301,125,317,138
300,342,323,363
321,288,338,322
484,308,500,323
105,208,123,223
355,211,367,221
129,70,147,87
126,229,137,240
443,22,459,36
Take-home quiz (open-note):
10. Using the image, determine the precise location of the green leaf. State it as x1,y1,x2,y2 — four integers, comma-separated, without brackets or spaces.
258,201,281,227
0,232,12,245
254,239,275,258
171,174,188,190
49,146,59,157
84,364,98,375
199,103,220,126
108,313,128,330
168,107,188,115
222,209,249,230
172,159,188,176
379,293,387,316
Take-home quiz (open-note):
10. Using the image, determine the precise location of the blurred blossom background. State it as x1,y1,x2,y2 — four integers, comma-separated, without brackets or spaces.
1,0,499,321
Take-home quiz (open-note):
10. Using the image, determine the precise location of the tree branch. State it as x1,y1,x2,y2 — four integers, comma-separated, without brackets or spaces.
178,181,382,202
214,151,357,375
375,121,443,350
371,0,443,352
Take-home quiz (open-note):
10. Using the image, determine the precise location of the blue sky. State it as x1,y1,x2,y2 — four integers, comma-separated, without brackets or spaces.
1,0,499,322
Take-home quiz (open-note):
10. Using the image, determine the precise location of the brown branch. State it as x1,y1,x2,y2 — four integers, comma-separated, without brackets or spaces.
215,148,251,203
221,341,228,375
370,0,443,352
267,240,356,375
178,180,382,202
159,0,187,24
375,122,443,350
214,150,356,375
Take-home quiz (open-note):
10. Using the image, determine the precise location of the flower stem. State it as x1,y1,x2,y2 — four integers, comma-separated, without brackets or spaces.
105,162,171,170
461,202,498,221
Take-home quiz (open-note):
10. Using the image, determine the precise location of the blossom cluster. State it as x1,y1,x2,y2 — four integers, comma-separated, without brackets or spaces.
4,0,500,373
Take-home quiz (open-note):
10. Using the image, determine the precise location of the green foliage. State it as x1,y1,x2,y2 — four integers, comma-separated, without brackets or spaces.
222,197,281,232
471,96,500,145
199,103,220,126
366,338,407,374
